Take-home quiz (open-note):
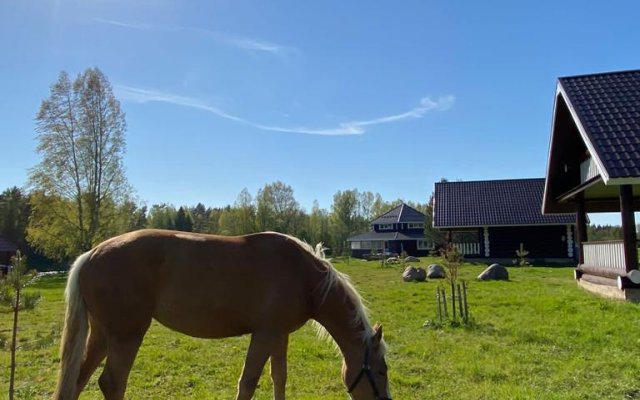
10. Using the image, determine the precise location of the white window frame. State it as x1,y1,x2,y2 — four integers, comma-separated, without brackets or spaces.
408,223,425,229
378,224,393,231
417,240,431,250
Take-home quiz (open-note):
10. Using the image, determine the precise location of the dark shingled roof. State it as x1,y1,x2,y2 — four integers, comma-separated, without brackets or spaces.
347,231,425,242
559,69,640,179
434,178,576,228
370,203,425,225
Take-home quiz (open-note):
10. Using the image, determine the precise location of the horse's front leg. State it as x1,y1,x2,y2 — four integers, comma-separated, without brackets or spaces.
270,334,289,400
236,332,286,400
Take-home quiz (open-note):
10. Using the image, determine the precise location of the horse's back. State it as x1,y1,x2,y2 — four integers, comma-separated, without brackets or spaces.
79,229,321,338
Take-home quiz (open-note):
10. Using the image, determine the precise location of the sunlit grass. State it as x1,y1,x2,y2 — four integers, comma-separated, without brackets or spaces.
2,258,640,399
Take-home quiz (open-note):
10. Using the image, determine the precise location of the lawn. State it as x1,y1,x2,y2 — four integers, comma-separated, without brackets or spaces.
2,258,640,399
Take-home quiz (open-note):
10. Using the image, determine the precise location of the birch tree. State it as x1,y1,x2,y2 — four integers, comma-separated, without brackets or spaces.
28,68,129,259
255,181,300,233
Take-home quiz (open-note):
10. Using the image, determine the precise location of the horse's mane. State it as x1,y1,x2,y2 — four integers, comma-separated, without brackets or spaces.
283,234,383,350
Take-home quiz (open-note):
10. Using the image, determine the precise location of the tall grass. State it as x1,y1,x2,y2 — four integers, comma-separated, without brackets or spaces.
2,259,640,399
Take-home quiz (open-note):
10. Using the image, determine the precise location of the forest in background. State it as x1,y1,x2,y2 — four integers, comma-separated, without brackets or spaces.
0,183,435,268
0,183,630,270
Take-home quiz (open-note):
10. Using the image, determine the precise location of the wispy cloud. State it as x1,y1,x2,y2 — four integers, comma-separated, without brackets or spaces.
116,85,455,136
92,19,152,30
93,18,293,56
341,96,454,132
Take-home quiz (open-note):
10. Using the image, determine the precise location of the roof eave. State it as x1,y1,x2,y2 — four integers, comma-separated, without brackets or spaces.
434,222,576,230
605,177,640,185
556,83,611,183
542,88,563,215
556,176,603,203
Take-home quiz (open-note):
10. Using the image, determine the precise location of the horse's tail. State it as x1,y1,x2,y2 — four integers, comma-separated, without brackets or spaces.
54,250,92,400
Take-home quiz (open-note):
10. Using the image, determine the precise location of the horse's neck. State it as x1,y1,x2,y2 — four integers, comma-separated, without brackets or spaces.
313,283,369,356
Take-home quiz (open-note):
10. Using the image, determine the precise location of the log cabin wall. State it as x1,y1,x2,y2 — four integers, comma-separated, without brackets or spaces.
488,225,572,259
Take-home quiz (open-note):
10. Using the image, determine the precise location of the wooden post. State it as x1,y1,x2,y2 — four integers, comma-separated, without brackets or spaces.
483,227,490,258
450,280,456,320
436,288,442,323
462,281,469,323
456,283,463,321
575,193,587,265
620,185,638,273
441,287,449,319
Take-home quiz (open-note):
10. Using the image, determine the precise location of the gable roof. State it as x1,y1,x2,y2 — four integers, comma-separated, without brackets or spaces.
434,178,576,228
557,69,640,182
370,203,425,225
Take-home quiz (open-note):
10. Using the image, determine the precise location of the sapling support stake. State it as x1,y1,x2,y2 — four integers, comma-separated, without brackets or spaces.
450,280,457,321
441,287,449,319
462,280,469,323
435,287,442,323
457,282,463,321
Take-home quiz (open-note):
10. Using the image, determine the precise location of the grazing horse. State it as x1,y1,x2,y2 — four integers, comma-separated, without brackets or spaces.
53,229,391,400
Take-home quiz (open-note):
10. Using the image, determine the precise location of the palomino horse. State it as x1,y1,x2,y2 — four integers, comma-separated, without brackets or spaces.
54,229,391,399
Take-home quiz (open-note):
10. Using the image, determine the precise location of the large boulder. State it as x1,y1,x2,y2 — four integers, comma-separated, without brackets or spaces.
427,264,446,279
403,266,426,282
404,256,420,263
386,257,400,265
477,263,509,281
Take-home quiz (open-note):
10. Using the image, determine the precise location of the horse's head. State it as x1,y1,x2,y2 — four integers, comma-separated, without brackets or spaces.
342,324,391,400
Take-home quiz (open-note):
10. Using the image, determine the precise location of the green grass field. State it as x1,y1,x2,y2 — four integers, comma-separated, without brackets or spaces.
3,258,640,399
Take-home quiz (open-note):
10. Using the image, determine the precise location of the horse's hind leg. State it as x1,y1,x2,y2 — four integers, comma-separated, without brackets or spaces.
98,330,147,400
76,317,108,393
270,335,289,400
236,332,287,400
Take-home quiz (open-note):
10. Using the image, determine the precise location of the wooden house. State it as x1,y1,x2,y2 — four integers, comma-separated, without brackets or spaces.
433,178,576,263
0,237,17,276
347,203,431,258
542,69,640,300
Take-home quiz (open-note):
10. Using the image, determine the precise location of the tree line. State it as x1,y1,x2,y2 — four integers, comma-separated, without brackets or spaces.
0,184,440,264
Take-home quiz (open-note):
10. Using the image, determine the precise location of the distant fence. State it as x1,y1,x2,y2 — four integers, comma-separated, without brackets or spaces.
583,241,625,270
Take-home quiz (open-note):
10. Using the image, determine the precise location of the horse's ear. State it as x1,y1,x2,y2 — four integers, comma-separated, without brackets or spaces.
372,323,383,342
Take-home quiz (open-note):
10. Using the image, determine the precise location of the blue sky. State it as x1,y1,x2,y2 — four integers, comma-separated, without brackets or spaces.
2,1,639,225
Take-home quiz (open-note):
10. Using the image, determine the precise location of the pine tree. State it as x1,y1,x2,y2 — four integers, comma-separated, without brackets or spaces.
0,252,41,400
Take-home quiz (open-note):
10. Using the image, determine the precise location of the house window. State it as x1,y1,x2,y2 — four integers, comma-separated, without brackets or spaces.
378,224,393,230
417,240,431,250
351,241,361,250
408,223,424,229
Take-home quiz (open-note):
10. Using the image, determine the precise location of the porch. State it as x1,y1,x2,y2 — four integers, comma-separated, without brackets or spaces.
542,69,640,301
576,240,640,291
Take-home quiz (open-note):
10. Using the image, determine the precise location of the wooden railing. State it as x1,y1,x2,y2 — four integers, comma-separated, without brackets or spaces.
453,242,480,256
582,240,625,270
580,157,599,183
